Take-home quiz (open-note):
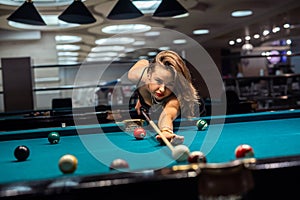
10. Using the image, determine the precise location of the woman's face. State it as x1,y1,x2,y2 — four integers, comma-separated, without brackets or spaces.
147,65,175,100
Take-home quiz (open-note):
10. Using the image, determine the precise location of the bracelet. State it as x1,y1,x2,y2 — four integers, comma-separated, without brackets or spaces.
160,127,174,134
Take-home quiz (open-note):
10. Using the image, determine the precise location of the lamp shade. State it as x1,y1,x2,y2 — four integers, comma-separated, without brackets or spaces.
7,0,46,25
107,0,144,20
58,0,96,24
153,0,188,17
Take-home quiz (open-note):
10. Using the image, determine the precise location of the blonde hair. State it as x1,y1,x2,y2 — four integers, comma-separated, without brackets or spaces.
149,50,200,117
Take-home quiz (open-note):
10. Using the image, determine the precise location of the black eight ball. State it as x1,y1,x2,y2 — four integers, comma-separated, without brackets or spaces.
14,145,30,161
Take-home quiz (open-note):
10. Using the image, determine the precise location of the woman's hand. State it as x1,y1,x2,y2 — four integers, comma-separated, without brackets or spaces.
155,129,176,145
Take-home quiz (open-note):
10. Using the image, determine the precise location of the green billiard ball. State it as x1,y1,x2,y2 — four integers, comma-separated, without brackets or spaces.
196,119,208,131
48,132,60,144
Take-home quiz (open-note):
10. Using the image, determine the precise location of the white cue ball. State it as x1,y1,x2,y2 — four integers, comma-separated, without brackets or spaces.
58,154,78,174
172,144,190,162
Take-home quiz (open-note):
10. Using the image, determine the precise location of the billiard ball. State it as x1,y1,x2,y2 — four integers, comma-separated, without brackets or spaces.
188,151,207,163
235,144,255,159
58,154,78,174
48,132,60,144
133,127,146,140
109,158,129,170
196,119,208,131
14,145,30,161
172,144,190,162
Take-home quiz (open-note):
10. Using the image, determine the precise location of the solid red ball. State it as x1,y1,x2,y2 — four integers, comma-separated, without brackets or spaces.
235,144,254,159
133,127,146,140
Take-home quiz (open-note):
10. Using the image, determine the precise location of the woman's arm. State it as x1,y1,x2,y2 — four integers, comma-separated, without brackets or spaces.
158,97,180,132
127,59,149,83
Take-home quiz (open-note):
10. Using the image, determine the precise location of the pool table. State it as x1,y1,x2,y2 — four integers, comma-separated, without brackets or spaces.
1,109,300,199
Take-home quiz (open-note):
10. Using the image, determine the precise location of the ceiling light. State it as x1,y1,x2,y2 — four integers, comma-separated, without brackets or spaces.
102,24,151,34
58,60,79,65
1,0,73,7
8,15,80,30
56,44,80,51
272,26,280,33
158,46,170,51
91,46,125,52
58,52,79,56
245,35,251,41
58,0,96,24
193,29,209,35
283,23,290,29
58,57,78,61
86,57,117,62
236,38,242,43
132,0,161,14
144,31,160,37
231,10,253,17
262,30,270,36
88,52,119,57
229,40,235,45
95,37,135,45
124,48,135,52
55,35,82,43
172,13,189,18
132,41,146,46
148,51,158,56
242,43,253,51
253,34,260,39
153,0,188,17
107,0,144,20
173,39,186,44
7,0,46,25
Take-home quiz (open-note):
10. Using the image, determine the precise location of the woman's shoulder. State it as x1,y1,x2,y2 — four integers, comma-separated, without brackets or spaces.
164,95,180,107
128,59,150,83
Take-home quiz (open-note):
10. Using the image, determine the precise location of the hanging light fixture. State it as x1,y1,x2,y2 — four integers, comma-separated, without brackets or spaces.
6,0,46,25
153,0,188,17
58,0,96,24
107,0,144,20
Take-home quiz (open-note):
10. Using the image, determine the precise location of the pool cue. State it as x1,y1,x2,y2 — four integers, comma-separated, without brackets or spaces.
141,110,175,152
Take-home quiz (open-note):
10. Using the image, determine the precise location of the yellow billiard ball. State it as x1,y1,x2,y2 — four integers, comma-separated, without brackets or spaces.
58,154,78,174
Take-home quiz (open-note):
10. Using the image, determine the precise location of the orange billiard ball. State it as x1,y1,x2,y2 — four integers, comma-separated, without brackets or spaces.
235,144,254,159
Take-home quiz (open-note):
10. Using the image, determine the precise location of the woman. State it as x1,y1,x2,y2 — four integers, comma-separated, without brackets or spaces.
128,50,202,145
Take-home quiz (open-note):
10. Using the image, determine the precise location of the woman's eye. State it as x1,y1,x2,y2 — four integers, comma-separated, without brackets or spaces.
155,79,163,84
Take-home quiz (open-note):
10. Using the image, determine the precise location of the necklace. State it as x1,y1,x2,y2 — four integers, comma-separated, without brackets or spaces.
150,93,163,112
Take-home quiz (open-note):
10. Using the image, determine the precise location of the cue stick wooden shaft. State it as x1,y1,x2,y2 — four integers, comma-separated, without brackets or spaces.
141,110,174,152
